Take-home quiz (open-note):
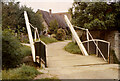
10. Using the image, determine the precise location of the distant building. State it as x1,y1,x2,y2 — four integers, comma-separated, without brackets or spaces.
36,9,71,34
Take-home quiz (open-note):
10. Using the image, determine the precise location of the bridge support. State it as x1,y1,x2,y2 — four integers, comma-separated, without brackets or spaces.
64,15,88,56
24,11,36,62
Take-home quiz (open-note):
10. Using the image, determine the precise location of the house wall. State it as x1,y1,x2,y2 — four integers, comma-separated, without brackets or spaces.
89,30,120,61
42,21,49,34
114,33,120,61
89,30,118,49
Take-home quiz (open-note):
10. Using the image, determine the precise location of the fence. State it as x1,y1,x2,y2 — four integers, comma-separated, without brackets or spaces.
24,11,47,68
34,41,47,67
82,39,110,62
74,26,110,62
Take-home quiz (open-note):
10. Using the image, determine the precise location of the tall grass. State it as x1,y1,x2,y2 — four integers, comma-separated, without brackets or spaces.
64,42,82,54
40,35,58,44
2,64,41,80
21,45,31,57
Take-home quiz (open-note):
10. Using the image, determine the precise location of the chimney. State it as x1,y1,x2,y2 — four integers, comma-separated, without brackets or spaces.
49,9,52,17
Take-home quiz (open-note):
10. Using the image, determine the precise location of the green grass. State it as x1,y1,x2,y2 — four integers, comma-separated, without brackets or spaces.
21,45,31,57
64,42,82,54
34,79,61,81
34,77,61,81
40,35,58,44
2,64,41,80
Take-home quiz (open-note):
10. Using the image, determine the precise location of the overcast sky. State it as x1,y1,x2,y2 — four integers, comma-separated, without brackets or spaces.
18,0,73,13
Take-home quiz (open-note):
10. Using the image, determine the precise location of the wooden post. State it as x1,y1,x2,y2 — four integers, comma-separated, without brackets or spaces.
108,43,110,63
24,11,36,62
34,28,37,41
64,15,88,56
86,29,89,53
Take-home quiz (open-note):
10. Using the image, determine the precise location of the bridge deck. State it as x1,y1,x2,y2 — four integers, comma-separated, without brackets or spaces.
47,40,107,68
46,40,119,79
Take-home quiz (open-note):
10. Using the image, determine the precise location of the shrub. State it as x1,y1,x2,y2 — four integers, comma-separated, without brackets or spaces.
64,42,82,54
49,19,58,34
21,45,31,57
2,29,23,69
40,35,58,44
2,64,41,80
2,29,32,69
56,28,66,41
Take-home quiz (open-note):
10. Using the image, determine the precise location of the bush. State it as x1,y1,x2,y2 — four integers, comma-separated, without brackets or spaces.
2,29,32,69
64,42,82,54
56,28,66,41
2,29,23,69
21,45,31,57
2,64,41,80
40,35,58,44
49,19,58,34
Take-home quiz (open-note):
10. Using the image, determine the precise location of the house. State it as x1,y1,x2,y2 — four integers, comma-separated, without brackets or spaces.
36,9,71,35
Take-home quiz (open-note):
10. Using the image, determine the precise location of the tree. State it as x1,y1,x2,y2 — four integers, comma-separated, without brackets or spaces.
2,2,44,34
69,2,120,30
49,19,59,34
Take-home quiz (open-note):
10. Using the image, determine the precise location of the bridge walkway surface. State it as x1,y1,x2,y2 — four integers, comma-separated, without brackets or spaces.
37,40,119,79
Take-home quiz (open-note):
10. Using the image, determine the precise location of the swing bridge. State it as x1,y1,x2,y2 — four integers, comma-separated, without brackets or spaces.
24,11,110,68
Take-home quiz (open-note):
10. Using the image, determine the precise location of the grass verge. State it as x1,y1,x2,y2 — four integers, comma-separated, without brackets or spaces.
64,42,82,54
2,64,41,80
40,35,58,44
34,78,61,81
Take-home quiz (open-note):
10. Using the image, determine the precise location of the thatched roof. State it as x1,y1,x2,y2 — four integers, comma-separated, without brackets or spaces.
37,9,71,29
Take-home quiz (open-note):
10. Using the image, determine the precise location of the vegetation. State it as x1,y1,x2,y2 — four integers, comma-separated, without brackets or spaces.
48,19,59,34
2,29,31,69
2,29,22,69
64,42,81,54
2,1,44,34
21,45,31,57
40,35,58,44
34,78,61,81
69,2,120,31
56,28,66,41
2,64,41,80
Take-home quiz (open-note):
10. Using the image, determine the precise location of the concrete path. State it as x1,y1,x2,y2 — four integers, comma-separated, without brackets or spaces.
44,40,119,79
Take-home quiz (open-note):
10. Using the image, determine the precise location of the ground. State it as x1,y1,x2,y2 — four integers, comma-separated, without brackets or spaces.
35,40,119,79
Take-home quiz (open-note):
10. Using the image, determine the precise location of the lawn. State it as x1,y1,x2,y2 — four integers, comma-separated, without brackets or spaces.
64,42,82,54
40,35,58,44
2,64,42,80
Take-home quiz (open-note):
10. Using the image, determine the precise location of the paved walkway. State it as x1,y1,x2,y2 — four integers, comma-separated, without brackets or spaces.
40,40,119,79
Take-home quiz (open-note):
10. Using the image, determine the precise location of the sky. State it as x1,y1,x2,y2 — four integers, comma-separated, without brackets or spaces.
18,0,74,13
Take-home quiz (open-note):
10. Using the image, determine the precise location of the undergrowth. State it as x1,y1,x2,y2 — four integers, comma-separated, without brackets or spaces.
2,64,41,80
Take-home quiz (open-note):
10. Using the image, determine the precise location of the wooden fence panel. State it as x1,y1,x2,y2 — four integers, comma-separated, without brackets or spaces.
34,41,47,67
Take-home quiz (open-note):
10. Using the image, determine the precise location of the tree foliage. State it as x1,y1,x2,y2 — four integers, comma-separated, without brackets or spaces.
2,2,44,33
49,19,59,34
2,29,22,69
69,2,120,30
